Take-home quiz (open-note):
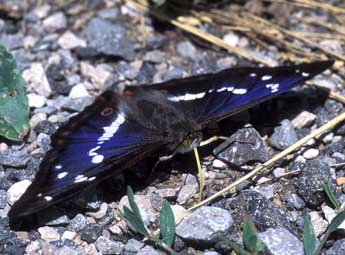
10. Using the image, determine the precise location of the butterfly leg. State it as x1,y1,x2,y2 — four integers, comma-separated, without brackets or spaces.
150,153,176,177
199,136,227,147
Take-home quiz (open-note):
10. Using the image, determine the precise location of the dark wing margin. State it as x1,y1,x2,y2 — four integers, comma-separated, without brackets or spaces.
9,91,165,218
124,60,334,126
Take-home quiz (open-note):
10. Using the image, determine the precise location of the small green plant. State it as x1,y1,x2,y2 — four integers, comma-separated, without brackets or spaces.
121,186,178,254
0,44,29,141
229,216,264,255
302,179,345,255
303,216,316,255
323,178,341,209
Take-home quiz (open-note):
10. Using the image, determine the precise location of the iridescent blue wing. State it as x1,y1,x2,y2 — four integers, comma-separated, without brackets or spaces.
125,61,334,126
9,91,166,218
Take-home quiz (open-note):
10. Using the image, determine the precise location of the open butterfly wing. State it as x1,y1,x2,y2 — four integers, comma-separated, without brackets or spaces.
9,91,165,218
125,61,334,126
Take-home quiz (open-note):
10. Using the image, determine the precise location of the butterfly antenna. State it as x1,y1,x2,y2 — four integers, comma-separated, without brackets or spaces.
193,147,203,202
150,154,175,177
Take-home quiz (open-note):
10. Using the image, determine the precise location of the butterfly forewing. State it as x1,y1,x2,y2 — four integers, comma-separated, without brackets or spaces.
125,61,334,126
9,91,165,218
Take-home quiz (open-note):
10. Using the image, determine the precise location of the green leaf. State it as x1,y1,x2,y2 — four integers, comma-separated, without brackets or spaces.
243,216,264,253
160,199,175,247
327,210,345,233
127,186,143,221
123,186,149,236
324,179,340,209
0,44,29,141
229,240,252,255
303,216,316,255
123,206,149,236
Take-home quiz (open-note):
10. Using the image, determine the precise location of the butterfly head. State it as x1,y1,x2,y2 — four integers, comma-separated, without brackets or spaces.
176,131,203,154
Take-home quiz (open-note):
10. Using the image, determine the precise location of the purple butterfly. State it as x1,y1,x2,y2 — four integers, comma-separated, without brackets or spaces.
9,60,334,218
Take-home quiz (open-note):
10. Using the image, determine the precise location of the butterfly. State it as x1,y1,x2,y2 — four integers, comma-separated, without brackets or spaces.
9,60,334,218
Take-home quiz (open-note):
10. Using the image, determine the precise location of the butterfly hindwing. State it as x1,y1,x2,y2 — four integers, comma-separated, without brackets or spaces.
125,61,334,126
9,91,165,218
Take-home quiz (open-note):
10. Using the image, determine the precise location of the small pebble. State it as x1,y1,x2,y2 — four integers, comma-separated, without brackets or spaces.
69,83,90,98
303,148,319,159
124,238,144,253
25,240,42,254
326,239,345,255
273,167,285,177
212,159,227,169
95,236,124,254
23,63,52,97
7,180,31,205
177,184,198,204
38,226,60,242
33,4,51,19
176,41,197,60
29,113,47,129
58,31,87,50
80,62,111,90
309,211,328,237
61,231,77,241
43,12,67,31
27,93,46,108
322,205,345,230
269,119,298,150
109,220,126,235
286,194,305,210
223,32,240,47
292,111,316,129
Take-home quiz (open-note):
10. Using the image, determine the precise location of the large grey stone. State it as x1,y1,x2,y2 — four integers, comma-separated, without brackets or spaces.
259,227,303,255
176,206,233,246
85,17,134,61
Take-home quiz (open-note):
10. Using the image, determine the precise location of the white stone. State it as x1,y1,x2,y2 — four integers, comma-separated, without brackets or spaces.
223,32,239,47
309,211,328,237
69,83,90,98
61,231,77,240
29,112,47,129
80,62,111,90
303,148,319,159
23,35,38,49
109,220,127,235
7,180,31,205
25,240,42,254
38,226,60,242
322,205,345,230
23,63,52,97
212,159,227,169
322,132,334,144
58,31,87,50
291,111,316,129
27,93,46,108
43,12,67,31
171,204,187,220
33,4,51,19
86,202,108,219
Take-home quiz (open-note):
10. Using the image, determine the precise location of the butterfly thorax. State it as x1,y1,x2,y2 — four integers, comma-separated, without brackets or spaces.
127,89,203,154
174,130,203,154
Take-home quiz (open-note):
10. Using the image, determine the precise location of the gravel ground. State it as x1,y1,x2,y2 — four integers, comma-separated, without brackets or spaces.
0,1,345,255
